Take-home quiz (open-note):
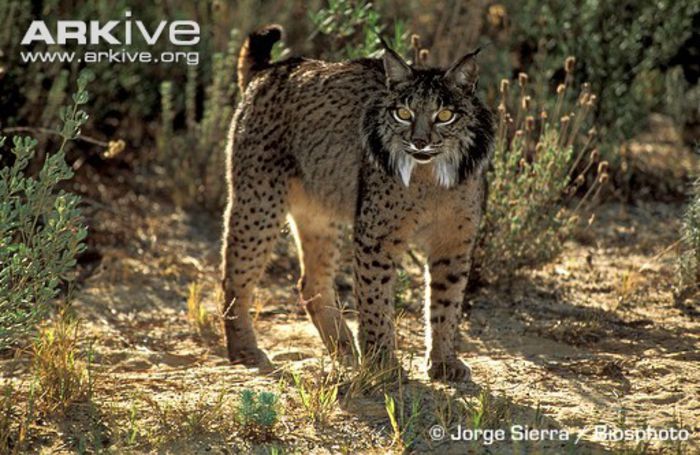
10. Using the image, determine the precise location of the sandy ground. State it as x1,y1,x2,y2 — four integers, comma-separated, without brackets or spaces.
4,189,698,453
3,114,699,453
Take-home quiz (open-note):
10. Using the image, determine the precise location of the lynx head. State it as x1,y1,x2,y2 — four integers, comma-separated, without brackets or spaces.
362,42,494,188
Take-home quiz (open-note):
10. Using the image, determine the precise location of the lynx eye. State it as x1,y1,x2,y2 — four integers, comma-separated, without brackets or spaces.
393,107,413,122
436,109,455,123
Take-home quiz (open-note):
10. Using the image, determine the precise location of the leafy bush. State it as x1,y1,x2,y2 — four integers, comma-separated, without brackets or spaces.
157,30,241,210
235,389,278,439
475,61,608,281
677,179,700,302
0,71,92,349
664,67,700,146
0,2,231,145
309,0,409,59
490,0,699,143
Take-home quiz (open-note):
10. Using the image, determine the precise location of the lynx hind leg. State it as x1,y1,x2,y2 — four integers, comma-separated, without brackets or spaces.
288,192,357,364
221,171,288,371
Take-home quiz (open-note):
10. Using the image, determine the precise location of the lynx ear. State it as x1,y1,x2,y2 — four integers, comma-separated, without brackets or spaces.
445,48,481,92
379,36,412,85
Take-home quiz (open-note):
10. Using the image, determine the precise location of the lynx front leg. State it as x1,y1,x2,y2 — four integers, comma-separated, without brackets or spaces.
353,192,410,378
424,228,478,382
354,235,398,363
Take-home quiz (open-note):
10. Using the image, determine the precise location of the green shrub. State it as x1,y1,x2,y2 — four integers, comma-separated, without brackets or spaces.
309,0,409,59
157,29,241,210
490,0,699,144
677,179,700,301
236,389,279,439
664,67,700,146
0,2,231,145
291,370,338,424
475,62,607,281
0,70,91,350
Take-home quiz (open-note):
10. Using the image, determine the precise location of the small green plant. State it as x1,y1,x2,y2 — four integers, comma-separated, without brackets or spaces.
476,59,607,281
385,392,421,449
143,388,232,445
236,389,279,440
456,387,512,445
0,70,92,350
180,391,226,436
266,445,285,455
291,371,338,424
676,178,700,303
126,399,140,447
0,381,35,455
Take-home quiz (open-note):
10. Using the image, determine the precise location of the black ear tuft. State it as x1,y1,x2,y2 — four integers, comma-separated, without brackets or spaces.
445,48,481,93
378,35,412,85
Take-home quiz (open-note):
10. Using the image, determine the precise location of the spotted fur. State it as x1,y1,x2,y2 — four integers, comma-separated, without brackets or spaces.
221,25,494,381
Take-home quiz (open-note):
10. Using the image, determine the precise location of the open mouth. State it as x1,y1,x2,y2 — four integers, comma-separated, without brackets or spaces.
411,152,437,163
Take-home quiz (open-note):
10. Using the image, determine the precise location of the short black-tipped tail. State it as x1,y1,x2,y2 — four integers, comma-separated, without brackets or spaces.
237,24,283,93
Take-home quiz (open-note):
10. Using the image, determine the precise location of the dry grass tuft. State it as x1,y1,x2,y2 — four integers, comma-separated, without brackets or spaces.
0,383,29,455
291,369,339,424
186,282,218,340
31,310,94,416
142,389,236,445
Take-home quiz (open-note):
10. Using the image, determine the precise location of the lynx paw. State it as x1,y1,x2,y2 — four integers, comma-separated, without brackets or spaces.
361,350,409,384
228,346,275,372
428,358,471,382
332,338,359,368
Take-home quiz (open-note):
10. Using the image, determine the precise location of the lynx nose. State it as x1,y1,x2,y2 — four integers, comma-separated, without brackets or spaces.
412,138,428,149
